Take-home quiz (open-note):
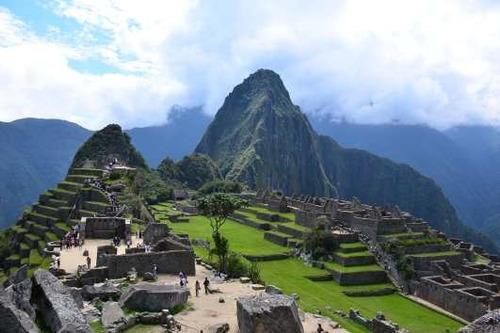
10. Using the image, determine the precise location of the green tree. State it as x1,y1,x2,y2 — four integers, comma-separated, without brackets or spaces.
196,194,247,272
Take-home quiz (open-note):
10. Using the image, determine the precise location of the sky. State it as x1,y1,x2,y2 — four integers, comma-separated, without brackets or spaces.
1,0,500,130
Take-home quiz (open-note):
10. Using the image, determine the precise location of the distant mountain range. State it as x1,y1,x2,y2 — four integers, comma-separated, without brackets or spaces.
2,70,500,251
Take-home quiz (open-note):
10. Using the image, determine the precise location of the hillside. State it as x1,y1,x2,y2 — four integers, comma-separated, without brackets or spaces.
196,69,498,253
311,121,495,227
196,69,337,197
70,124,148,170
0,119,91,229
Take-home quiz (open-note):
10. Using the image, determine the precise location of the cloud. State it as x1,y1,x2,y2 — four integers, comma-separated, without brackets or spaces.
2,0,500,129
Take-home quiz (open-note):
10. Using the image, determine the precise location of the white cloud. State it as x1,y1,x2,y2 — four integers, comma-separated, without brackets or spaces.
2,0,500,129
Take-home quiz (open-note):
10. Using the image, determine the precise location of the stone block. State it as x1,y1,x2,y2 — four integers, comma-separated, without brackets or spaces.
119,284,189,312
237,294,304,333
0,294,39,333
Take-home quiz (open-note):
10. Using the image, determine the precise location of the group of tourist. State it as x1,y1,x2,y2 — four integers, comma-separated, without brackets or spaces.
137,242,152,253
61,224,83,250
111,235,121,247
193,277,211,297
179,271,188,287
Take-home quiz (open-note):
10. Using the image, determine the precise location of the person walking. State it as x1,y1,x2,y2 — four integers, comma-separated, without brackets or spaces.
152,263,158,279
86,256,91,269
203,277,210,295
195,280,201,297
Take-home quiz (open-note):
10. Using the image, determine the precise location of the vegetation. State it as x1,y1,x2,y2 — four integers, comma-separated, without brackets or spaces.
70,124,147,169
132,169,173,204
198,179,243,195
304,219,338,259
176,153,220,189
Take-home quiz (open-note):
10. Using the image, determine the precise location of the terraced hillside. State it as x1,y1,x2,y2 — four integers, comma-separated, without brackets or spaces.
152,200,462,333
0,167,113,280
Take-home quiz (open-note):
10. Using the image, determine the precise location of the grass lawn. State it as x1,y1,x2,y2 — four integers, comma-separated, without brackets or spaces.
324,262,384,273
168,215,289,256
259,259,463,333
334,251,373,258
409,251,461,257
246,204,296,220
339,242,366,250
380,232,424,239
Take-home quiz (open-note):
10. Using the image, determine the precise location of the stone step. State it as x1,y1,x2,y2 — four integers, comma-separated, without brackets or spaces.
58,181,83,192
31,224,49,238
50,188,77,202
45,198,69,209
34,205,60,219
66,174,96,184
39,191,53,205
44,232,60,243
53,223,71,238
27,212,58,227
70,167,105,177
19,243,31,258
79,209,99,217
24,233,41,248
82,201,110,212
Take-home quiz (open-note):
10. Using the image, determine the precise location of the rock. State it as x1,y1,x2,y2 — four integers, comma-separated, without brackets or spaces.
67,287,84,309
4,279,36,319
81,281,121,301
237,294,304,333
142,272,157,282
119,284,189,312
83,250,89,256
208,322,230,333
239,277,251,284
8,265,28,285
290,293,300,300
219,297,225,303
81,305,101,323
0,294,39,333
265,285,283,295
127,268,137,282
250,284,265,291
143,223,171,245
32,269,92,333
208,285,221,293
101,302,125,328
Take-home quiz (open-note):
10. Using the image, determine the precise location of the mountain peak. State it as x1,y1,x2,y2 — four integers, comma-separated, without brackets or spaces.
70,123,147,169
235,68,291,102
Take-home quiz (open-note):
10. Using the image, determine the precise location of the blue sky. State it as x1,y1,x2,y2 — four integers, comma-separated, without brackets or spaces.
1,0,500,130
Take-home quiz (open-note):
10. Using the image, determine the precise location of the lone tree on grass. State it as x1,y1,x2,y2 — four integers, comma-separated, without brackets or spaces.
196,193,248,272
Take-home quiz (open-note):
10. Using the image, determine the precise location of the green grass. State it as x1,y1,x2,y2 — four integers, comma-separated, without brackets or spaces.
90,321,105,333
325,261,384,273
276,221,309,232
29,249,43,266
20,243,30,250
25,233,40,242
169,215,289,256
409,251,461,257
334,251,373,258
247,204,296,220
339,242,366,250
45,232,59,242
6,254,20,260
259,259,462,333
380,232,424,239
266,230,293,238
55,222,71,232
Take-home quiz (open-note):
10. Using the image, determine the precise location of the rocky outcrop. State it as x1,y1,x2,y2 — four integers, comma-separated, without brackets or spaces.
119,284,189,312
101,302,125,328
32,269,92,333
143,223,171,246
458,309,500,333
208,322,230,333
236,294,304,333
0,294,39,333
4,279,36,319
81,281,121,301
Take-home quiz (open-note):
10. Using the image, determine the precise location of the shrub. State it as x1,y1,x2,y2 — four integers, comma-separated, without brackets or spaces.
198,180,243,195
248,261,263,284
304,220,338,260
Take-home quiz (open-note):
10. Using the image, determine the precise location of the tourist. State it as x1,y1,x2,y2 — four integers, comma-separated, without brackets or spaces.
203,277,210,295
195,280,201,297
139,230,142,239
56,257,60,269
152,263,158,278
317,323,324,332
86,256,91,269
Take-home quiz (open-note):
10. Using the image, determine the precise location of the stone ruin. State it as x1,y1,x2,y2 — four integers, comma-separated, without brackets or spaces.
79,216,131,240
349,309,401,333
236,293,304,333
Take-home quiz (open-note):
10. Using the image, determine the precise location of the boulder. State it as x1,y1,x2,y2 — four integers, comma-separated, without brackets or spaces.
250,284,265,291
237,294,304,333
143,223,171,245
119,284,189,312
0,295,39,333
208,322,230,333
101,302,125,328
239,277,251,284
265,285,283,295
81,281,121,301
142,272,157,282
8,265,28,285
4,279,36,319
32,269,92,333
67,287,84,309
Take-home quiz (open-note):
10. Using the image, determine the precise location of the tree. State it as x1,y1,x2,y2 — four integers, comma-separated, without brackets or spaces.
196,194,247,234
196,194,247,272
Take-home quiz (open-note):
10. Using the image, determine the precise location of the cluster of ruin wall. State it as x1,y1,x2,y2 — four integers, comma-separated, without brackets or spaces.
415,278,500,321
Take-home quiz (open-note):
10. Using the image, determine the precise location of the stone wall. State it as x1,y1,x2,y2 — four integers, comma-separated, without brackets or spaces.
409,253,465,270
96,245,117,267
143,223,171,245
349,217,378,239
82,217,129,239
230,215,271,230
106,250,195,278
330,270,388,286
276,224,306,238
264,232,289,247
333,254,375,267
403,244,451,255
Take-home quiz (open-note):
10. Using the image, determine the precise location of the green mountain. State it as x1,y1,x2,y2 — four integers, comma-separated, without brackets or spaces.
0,119,91,229
196,69,497,253
71,124,147,169
196,69,336,197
